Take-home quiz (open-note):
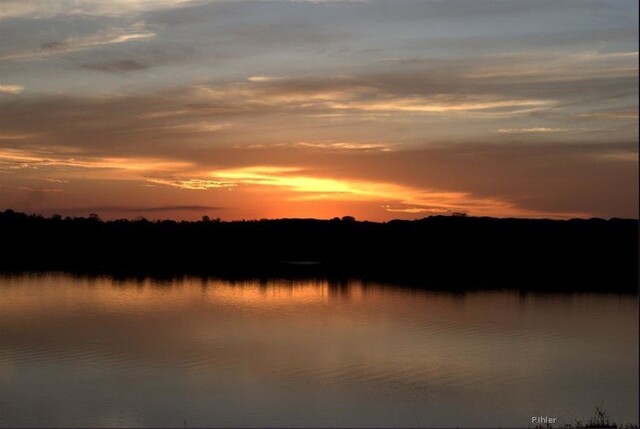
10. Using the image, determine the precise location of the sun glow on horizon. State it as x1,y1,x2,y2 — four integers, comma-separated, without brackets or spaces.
0,144,597,220
0,0,637,220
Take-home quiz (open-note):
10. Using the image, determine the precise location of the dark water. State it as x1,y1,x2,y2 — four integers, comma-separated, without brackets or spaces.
0,274,637,428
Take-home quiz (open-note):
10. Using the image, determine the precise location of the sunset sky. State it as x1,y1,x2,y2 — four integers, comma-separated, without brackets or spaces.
0,0,637,221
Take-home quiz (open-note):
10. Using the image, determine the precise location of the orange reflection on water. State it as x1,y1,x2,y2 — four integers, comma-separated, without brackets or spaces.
0,273,637,428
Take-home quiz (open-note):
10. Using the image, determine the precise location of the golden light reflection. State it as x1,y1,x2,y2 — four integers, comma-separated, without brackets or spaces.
1,274,637,428
0,275,351,314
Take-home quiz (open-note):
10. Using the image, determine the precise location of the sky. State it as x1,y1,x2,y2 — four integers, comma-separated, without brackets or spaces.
0,0,637,221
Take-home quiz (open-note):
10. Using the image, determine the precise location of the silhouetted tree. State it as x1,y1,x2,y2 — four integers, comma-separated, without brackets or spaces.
0,209,636,293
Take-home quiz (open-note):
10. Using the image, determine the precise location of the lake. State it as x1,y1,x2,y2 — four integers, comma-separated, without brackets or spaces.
0,273,637,427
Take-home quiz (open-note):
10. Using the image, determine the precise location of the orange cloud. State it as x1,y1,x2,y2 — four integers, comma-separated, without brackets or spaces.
146,178,235,190
0,147,597,220
294,142,393,152
0,84,24,94
0,148,192,177
204,166,555,218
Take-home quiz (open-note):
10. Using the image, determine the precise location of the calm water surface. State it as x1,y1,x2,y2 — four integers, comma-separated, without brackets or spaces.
0,274,637,428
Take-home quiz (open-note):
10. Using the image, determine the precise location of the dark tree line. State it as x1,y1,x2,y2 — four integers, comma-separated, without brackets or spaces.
0,209,636,292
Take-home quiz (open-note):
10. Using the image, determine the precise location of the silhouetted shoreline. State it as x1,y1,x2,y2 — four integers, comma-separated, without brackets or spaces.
0,210,637,293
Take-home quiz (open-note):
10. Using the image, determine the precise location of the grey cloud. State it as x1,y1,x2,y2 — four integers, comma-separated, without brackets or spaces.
0,58,636,161
0,14,129,59
74,42,200,76
2,0,636,96
418,26,637,54
0,0,205,20
82,59,152,73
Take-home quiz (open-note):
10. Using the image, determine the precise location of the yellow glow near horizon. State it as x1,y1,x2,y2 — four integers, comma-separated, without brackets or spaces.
213,166,360,195
208,165,547,217
0,148,591,220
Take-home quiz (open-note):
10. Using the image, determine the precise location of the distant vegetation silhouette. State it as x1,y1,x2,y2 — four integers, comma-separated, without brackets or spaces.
0,209,636,292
